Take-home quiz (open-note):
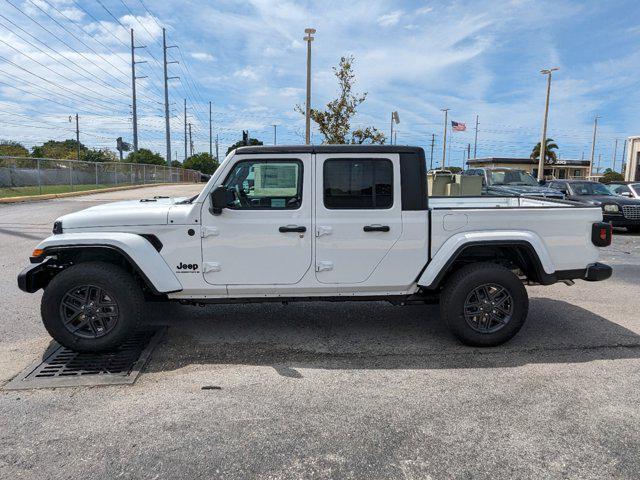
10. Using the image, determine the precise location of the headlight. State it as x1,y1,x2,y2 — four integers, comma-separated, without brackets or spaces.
603,204,619,213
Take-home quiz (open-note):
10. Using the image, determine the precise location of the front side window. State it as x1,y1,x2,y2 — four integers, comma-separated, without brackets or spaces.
324,158,393,209
222,159,302,209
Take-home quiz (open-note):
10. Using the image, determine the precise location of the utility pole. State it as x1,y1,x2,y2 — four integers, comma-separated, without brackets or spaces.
183,99,188,160
162,27,179,166
538,67,559,181
597,153,602,175
188,123,193,157
467,143,471,165
215,134,219,161
74,113,80,160
130,29,147,152
209,101,213,157
612,138,618,172
429,133,435,170
473,114,479,159
621,139,627,174
273,124,277,145
303,28,316,145
589,115,600,179
441,108,449,168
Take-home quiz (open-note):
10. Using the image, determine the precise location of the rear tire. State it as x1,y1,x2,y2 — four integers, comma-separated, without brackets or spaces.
626,226,640,234
41,262,144,352
439,262,529,347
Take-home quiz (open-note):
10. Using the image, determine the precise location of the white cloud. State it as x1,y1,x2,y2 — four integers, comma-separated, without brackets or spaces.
377,10,403,27
233,67,260,81
191,52,215,62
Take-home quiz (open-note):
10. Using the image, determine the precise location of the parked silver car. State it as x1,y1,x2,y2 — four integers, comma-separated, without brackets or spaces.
607,182,640,199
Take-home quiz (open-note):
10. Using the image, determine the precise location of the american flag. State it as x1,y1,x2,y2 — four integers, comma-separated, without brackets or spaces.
451,121,466,132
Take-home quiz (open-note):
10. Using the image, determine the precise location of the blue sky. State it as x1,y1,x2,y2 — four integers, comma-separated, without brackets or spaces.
1,0,639,170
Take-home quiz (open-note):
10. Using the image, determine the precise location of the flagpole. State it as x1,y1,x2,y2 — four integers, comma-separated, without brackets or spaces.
441,108,449,169
473,115,479,159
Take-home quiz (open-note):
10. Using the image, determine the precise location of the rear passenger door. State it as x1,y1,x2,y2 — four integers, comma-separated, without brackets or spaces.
314,154,402,284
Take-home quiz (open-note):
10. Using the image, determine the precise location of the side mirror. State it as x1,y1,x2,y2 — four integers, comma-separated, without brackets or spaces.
210,186,235,215
621,191,632,197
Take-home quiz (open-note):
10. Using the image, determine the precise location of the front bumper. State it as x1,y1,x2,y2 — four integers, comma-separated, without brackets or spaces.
603,213,640,227
17,259,54,293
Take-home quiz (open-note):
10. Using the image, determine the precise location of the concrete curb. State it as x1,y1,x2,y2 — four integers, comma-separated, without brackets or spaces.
0,183,196,204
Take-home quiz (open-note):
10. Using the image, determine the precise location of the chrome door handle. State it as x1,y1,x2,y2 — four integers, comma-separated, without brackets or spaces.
279,225,307,233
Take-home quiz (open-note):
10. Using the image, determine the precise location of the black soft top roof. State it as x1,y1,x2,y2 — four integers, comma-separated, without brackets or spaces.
234,144,424,155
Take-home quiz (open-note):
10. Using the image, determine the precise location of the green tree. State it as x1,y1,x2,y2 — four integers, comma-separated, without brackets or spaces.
82,148,118,163
449,166,463,173
183,152,219,174
0,140,29,157
297,55,385,145
599,168,624,183
171,160,183,168
126,148,166,165
226,138,263,155
351,127,386,144
31,139,87,159
530,138,559,163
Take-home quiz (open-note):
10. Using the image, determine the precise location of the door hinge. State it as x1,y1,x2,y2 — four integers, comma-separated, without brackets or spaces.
316,226,332,237
201,226,219,238
315,261,333,272
203,262,222,273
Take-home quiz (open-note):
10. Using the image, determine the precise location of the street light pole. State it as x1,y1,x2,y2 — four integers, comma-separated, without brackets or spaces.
273,124,277,145
537,67,559,181
589,115,600,179
441,108,449,169
304,28,316,145
390,111,399,146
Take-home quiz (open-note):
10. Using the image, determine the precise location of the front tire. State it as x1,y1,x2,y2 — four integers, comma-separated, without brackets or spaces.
439,263,529,347
41,262,144,352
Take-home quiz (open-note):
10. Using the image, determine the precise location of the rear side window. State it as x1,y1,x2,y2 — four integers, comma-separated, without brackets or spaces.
323,158,393,209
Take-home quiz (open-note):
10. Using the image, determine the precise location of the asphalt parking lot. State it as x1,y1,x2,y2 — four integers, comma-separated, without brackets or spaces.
1,185,639,479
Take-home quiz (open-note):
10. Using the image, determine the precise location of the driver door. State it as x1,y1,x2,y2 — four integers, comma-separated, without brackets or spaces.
201,154,312,286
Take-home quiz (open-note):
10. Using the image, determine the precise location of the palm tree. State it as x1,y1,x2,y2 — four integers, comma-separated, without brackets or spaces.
530,138,559,163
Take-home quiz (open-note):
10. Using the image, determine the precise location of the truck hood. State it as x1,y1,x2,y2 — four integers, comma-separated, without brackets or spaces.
487,185,564,198
58,196,189,229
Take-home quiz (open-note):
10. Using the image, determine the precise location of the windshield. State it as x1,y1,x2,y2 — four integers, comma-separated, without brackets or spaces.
631,184,640,192
570,182,612,195
487,170,538,186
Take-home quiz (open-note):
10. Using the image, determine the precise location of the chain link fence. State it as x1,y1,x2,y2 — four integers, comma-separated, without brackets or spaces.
0,156,201,198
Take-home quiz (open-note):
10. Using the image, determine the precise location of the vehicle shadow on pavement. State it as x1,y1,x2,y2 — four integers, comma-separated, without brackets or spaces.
142,298,640,374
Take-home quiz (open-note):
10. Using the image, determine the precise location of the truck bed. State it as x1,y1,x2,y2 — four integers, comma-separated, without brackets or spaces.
429,196,576,209
428,196,602,273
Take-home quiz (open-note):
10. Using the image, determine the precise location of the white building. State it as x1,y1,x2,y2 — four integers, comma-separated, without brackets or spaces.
625,136,640,181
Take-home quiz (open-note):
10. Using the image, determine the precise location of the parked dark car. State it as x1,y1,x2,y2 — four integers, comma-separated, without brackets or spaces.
607,182,640,200
548,179,640,232
463,167,565,199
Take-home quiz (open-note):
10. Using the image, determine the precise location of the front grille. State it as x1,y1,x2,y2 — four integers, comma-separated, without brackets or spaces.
622,205,640,220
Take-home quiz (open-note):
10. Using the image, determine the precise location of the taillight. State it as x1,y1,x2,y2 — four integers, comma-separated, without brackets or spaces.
591,222,612,247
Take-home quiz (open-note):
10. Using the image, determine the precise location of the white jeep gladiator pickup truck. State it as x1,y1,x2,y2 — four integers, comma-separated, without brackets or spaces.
18,145,613,352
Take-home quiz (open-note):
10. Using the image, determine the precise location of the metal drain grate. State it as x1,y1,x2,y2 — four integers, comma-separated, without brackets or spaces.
4,329,164,390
